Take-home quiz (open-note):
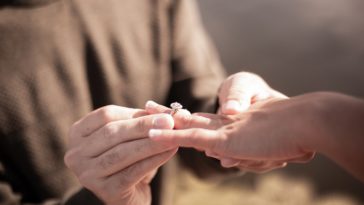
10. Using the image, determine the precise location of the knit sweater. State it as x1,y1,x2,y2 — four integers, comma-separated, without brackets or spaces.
0,0,227,204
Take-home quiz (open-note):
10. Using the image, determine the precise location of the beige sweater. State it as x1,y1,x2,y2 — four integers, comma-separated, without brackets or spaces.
0,0,228,204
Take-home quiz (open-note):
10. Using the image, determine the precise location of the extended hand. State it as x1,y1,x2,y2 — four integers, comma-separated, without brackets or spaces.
148,98,317,173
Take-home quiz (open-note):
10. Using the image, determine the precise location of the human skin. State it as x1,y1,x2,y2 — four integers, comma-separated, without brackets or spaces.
145,100,312,173
64,71,289,203
146,72,291,172
218,72,287,115
64,106,178,205
149,92,364,182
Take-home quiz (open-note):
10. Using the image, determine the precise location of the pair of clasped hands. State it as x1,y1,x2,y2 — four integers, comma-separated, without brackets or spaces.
65,72,315,205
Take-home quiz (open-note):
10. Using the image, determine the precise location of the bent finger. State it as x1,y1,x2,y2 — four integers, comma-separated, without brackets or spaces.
145,100,194,129
70,105,147,142
91,138,177,177
145,100,171,114
220,157,241,168
82,113,174,157
219,75,255,115
104,148,178,193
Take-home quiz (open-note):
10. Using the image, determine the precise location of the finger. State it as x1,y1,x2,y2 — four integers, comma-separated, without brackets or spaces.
251,91,271,103
219,74,256,115
270,89,289,99
237,161,287,173
91,138,177,177
145,100,191,116
285,152,315,163
81,113,174,157
220,157,241,168
145,100,195,129
175,113,218,130
251,89,288,104
205,150,220,158
70,105,147,141
145,100,171,114
104,148,178,195
149,128,221,151
175,112,234,130
221,97,251,115
141,169,158,184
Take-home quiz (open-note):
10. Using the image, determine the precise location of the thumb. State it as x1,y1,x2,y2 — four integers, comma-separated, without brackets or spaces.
221,98,251,115
219,80,252,115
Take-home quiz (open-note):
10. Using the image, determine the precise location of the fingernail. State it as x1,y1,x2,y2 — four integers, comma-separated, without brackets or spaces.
149,129,162,138
224,100,240,111
152,115,172,128
223,100,250,114
146,100,158,109
221,158,240,168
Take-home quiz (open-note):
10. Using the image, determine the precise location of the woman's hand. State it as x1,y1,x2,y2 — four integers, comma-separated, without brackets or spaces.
148,96,320,173
218,72,287,115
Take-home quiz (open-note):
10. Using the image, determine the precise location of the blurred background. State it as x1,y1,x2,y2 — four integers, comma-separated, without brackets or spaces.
175,0,364,204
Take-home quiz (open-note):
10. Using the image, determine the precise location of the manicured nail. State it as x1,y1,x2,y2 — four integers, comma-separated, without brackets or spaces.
149,129,162,138
152,115,171,128
145,100,158,109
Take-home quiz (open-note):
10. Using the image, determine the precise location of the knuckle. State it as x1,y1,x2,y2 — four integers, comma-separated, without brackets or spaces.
227,87,247,97
135,118,149,132
102,122,118,140
98,105,118,123
64,148,79,169
213,130,228,153
189,128,201,139
234,72,260,82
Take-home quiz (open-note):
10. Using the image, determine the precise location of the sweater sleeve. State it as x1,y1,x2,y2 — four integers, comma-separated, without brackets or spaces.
0,161,103,205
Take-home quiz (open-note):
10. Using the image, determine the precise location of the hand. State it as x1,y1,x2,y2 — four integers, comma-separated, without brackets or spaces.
217,71,289,169
145,100,310,173
64,105,178,205
218,72,287,115
148,98,317,173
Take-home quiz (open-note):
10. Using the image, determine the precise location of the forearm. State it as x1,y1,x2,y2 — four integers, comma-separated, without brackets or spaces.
307,92,364,181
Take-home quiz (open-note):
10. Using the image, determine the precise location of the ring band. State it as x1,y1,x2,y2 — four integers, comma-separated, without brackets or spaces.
170,102,183,116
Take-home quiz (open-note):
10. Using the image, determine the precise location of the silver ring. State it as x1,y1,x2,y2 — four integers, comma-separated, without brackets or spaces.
170,102,183,116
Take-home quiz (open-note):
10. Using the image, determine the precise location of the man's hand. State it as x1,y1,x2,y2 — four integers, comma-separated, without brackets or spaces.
64,105,178,205
218,72,287,115
148,98,317,173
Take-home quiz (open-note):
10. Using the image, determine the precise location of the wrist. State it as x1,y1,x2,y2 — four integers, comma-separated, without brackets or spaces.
302,92,364,156
293,92,339,153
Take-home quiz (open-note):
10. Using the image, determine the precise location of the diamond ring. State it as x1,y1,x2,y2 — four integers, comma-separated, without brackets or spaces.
170,102,183,116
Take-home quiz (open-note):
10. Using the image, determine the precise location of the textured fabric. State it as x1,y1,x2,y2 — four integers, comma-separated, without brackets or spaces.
0,0,226,204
